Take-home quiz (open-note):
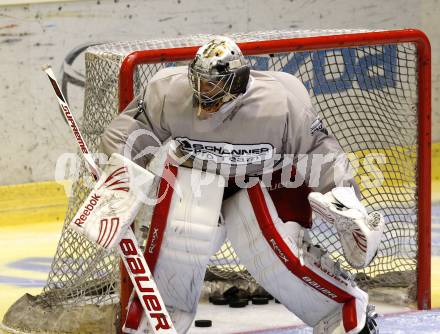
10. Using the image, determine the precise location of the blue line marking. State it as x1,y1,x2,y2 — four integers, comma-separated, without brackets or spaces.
0,276,46,288
6,257,52,273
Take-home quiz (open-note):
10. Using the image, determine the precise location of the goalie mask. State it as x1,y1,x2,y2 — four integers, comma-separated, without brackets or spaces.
188,36,250,115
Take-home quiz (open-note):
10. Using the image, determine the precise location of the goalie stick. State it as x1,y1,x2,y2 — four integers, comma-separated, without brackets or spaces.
43,65,176,334
42,65,100,181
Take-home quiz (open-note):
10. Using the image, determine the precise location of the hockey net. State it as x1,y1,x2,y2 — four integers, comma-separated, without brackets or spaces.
2,29,430,334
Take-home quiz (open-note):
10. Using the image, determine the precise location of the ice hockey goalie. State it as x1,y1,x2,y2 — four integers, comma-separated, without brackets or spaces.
95,36,384,334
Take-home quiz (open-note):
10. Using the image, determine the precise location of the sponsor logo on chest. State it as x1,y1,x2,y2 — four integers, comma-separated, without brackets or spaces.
175,137,274,165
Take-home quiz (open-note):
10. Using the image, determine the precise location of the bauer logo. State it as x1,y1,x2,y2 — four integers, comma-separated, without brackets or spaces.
73,194,101,227
175,137,274,165
302,276,338,299
120,238,172,331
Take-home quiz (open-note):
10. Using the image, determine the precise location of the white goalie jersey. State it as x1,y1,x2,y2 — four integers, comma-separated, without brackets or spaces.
100,66,358,195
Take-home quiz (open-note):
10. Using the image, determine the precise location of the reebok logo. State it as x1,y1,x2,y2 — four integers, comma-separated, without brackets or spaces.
74,194,101,227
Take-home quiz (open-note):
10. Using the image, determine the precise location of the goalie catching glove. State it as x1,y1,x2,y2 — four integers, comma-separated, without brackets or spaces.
69,153,156,249
308,187,385,269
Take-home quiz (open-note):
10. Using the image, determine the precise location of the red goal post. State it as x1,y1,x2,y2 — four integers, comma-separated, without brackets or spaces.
118,29,431,314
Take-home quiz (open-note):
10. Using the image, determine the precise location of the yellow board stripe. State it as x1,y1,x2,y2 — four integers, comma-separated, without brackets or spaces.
433,142,440,178
0,181,70,226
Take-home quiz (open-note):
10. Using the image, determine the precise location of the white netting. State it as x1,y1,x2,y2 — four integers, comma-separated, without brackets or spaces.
2,30,422,334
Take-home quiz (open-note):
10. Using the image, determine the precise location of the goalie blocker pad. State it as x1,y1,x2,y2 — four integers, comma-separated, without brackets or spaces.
69,153,156,250
124,165,226,334
223,182,369,334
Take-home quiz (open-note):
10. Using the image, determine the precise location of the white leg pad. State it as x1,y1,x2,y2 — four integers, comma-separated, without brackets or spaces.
153,167,226,333
222,183,368,333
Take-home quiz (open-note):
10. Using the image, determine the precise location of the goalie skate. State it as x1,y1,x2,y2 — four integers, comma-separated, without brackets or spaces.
358,305,379,334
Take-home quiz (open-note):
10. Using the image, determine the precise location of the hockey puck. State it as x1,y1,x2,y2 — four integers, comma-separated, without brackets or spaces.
210,296,229,305
229,298,248,308
195,319,212,327
252,297,269,305
223,286,240,298
252,287,274,300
